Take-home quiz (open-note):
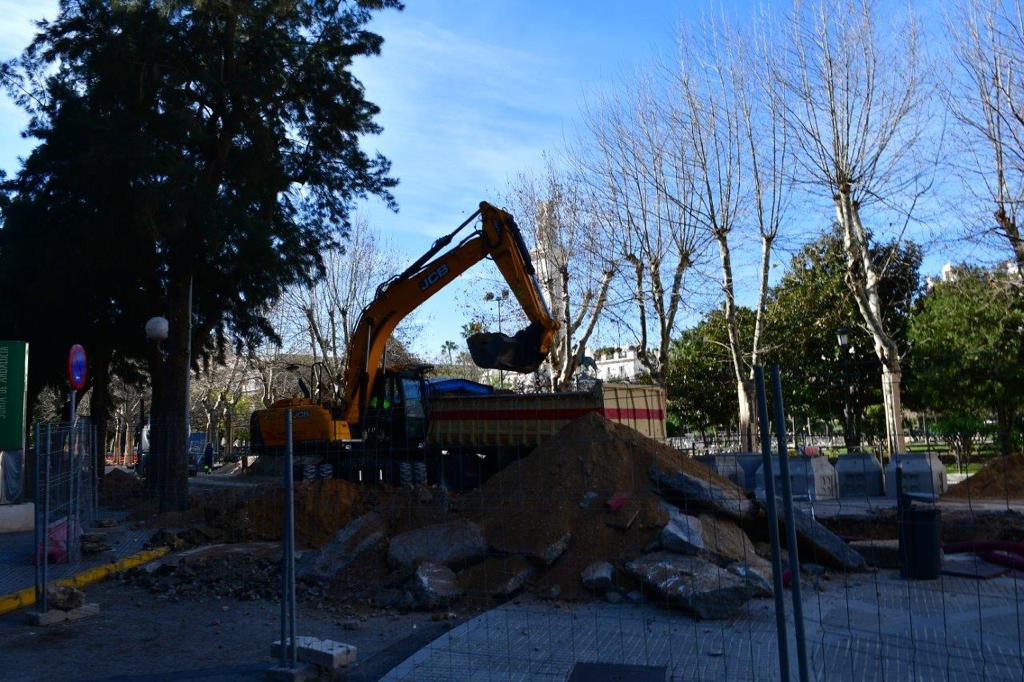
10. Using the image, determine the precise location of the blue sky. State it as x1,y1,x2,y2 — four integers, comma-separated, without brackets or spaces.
0,1,987,359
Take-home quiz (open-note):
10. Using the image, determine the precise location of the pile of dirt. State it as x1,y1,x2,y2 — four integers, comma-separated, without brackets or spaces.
945,454,1024,501
471,412,745,599
245,479,368,548
100,468,143,508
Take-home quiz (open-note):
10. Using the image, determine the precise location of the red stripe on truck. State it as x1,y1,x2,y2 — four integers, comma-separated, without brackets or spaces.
429,407,664,421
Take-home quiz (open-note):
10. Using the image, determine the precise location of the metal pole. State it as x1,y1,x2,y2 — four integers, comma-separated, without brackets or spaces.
33,423,41,607
285,409,297,666
755,367,790,682
771,366,809,682
42,423,51,613
69,388,76,425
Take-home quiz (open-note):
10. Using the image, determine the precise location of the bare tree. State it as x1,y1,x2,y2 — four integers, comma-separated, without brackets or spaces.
776,0,928,456
581,76,706,385
280,217,403,399
948,0,1024,274
503,161,616,390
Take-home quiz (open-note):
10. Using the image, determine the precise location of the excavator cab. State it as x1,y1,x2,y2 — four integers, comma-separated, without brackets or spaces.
360,369,428,448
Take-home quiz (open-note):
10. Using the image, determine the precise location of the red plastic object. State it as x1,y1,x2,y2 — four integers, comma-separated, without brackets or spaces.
607,494,628,512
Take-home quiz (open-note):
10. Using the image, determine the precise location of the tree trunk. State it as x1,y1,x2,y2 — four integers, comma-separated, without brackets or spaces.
90,355,112,488
996,403,1016,457
880,362,907,457
736,378,756,452
835,192,907,458
157,272,192,512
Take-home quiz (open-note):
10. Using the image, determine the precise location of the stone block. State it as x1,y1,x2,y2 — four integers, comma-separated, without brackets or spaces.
649,468,753,520
884,453,947,497
26,603,100,626
835,452,884,497
387,520,487,568
625,552,761,619
270,637,356,670
580,561,615,593
412,562,462,609
755,455,839,500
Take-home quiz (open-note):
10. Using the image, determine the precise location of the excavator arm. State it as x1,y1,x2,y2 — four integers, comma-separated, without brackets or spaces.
340,202,558,425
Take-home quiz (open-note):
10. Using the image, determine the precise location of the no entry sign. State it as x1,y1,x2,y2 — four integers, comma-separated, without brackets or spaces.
67,344,87,390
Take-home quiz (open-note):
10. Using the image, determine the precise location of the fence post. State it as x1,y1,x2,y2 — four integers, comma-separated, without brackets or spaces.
771,366,809,682
279,408,298,668
41,423,51,613
755,367,790,682
33,423,41,607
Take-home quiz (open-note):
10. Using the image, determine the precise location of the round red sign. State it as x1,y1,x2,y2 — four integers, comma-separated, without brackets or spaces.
67,344,88,390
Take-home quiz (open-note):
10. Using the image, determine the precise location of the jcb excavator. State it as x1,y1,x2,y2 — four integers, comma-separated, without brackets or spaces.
250,202,558,479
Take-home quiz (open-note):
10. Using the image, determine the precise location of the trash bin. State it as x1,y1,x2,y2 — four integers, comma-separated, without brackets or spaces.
898,505,941,580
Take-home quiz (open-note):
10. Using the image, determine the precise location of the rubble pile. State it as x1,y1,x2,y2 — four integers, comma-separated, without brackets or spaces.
945,454,1024,501
125,414,870,622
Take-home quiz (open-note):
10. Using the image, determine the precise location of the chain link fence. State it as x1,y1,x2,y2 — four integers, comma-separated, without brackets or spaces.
33,420,98,612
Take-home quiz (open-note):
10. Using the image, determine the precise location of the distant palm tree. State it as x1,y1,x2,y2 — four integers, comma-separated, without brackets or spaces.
441,340,458,365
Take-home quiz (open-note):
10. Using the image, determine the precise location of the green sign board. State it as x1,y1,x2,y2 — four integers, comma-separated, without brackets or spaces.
0,340,29,451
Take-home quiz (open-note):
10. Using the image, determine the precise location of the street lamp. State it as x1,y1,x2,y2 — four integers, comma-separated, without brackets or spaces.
836,326,858,451
145,316,169,344
484,289,510,386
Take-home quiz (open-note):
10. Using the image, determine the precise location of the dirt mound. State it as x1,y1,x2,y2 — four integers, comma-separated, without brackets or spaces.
945,454,1024,500
245,479,367,548
474,412,744,599
100,468,143,508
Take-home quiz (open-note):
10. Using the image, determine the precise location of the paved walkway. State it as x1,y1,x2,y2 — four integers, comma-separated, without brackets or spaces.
383,571,1024,681
0,512,150,597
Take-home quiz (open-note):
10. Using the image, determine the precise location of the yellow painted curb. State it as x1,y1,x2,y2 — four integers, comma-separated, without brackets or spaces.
0,546,170,616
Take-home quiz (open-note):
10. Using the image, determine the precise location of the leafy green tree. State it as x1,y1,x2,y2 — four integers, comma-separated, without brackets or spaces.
666,308,756,438
909,266,1024,456
1,0,400,510
764,227,921,448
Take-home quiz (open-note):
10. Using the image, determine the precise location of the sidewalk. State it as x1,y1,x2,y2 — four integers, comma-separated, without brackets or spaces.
0,511,151,598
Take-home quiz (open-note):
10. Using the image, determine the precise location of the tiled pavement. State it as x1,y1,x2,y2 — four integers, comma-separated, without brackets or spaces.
383,571,1024,681
0,512,151,597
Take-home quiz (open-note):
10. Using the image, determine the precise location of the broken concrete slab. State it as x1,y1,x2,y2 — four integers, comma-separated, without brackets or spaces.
626,552,760,619
728,562,773,597
388,520,487,568
411,562,463,609
779,505,866,571
308,511,386,578
650,468,753,520
660,507,704,555
270,636,356,670
26,603,100,626
580,561,615,593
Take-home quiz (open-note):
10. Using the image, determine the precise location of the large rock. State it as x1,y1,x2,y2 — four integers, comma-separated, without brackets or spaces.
781,505,866,570
625,552,760,619
650,468,753,520
727,562,773,597
660,507,705,555
411,562,462,609
388,520,487,568
580,561,615,593
309,512,386,578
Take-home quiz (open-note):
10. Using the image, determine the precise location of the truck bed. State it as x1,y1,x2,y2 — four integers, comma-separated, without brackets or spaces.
425,383,666,448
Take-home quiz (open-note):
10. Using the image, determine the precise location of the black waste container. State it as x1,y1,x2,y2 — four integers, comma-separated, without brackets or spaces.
898,504,942,580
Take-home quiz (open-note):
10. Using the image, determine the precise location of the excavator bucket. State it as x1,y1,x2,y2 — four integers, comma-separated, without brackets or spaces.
467,321,547,373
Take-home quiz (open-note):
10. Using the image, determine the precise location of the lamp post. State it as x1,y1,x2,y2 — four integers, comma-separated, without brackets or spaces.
836,326,858,451
484,289,510,386
144,317,168,485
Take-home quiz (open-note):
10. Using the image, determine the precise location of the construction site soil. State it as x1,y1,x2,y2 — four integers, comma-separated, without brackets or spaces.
463,413,746,599
945,453,1024,500
122,415,751,609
